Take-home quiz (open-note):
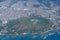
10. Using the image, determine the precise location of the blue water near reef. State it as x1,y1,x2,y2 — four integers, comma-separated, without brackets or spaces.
0,34,43,40
45,33,60,40
0,33,60,40
0,35,11,40
43,29,60,40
